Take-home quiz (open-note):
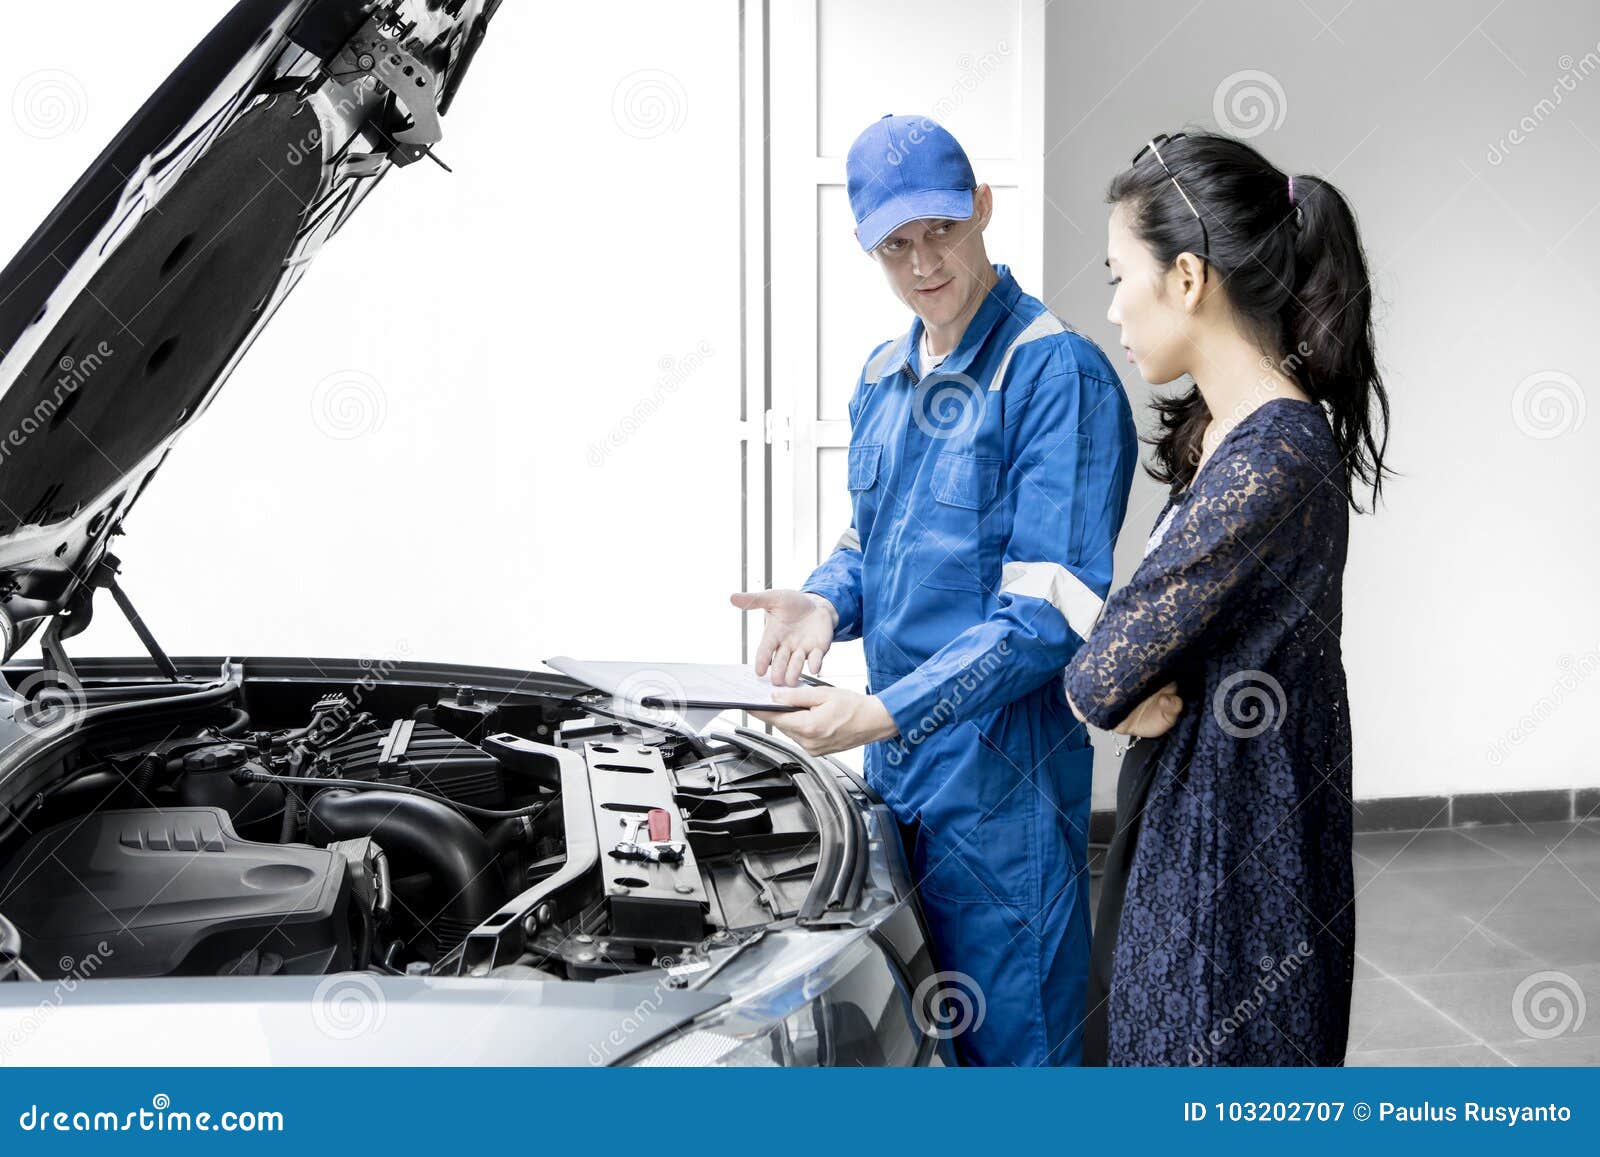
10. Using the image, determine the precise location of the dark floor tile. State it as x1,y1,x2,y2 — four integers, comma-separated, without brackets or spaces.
1500,1034,1600,1066
1346,1042,1509,1066
1355,913,1540,978
1452,791,1573,827
1451,821,1600,866
1477,909,1600,967
1400,862,1600,921
1401,965,1600,1046
1353,796,1451,833
1352,870,1440,920
1346,977,1476,1052
1354,829,1517,872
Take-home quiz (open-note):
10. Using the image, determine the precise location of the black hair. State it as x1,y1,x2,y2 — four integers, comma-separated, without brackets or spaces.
1107,131,1390,511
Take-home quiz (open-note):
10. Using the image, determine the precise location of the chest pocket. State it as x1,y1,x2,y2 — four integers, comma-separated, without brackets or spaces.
846,441,884,546
847,442,882,490
930,450,1000,508
916,450,1003,592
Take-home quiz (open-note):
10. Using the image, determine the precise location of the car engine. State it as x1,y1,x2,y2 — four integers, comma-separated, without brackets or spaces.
0,669,841,985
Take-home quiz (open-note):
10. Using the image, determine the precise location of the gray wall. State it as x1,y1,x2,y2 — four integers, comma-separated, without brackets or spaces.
1042,0,1600,807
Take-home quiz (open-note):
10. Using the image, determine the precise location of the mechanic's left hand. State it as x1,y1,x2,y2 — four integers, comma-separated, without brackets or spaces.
748,685,898,756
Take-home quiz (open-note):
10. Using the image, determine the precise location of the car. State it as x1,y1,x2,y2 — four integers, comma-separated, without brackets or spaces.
0,0,948,1067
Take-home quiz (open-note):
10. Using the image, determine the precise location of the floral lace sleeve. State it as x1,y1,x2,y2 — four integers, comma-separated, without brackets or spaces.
1063,420,1322,730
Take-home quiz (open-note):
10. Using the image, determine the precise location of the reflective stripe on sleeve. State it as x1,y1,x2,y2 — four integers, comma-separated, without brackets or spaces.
999,560,1103,639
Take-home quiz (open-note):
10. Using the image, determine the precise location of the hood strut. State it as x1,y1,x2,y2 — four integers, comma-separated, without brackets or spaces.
40,556,180,686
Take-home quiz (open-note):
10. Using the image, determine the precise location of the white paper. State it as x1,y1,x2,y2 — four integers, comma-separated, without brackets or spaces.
545,656,810,734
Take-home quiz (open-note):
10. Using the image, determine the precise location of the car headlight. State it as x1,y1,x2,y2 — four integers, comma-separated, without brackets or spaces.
625,928,922,1066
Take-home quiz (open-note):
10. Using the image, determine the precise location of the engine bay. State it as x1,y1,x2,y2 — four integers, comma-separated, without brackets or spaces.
0,663,852,985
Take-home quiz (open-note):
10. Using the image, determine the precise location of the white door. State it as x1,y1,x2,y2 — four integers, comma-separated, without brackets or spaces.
763,0,1047,726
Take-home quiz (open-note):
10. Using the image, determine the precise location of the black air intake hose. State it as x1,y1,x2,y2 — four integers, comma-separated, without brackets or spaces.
306,790,499,948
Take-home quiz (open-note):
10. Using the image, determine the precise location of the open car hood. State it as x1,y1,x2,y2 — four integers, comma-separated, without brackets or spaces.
0,0,500,655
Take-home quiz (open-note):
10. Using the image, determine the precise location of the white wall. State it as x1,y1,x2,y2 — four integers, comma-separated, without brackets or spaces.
0,1,747,672
1042,0,1600,804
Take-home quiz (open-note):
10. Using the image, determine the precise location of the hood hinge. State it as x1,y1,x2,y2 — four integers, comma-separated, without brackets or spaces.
41,555,181,685
327,7,445,167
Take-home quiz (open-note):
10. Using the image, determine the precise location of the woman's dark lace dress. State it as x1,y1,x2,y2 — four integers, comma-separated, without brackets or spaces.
1064,397,1354,1066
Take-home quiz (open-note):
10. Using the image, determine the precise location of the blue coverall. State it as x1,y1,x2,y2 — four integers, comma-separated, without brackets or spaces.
802,264,1136,1066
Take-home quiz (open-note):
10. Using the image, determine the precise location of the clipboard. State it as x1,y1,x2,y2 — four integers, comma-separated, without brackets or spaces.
544,656,825,714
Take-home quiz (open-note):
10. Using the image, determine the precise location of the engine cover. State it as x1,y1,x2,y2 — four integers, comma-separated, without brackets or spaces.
319,719,508,809
0,808,354,979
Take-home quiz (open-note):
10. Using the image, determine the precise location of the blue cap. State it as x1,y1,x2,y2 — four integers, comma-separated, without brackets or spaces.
846,114,976,252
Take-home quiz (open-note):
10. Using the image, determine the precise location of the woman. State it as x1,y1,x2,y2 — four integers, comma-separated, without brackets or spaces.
1064,131,1390,1066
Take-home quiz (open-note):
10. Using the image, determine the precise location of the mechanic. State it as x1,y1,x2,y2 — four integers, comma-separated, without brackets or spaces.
733,115,1146,1066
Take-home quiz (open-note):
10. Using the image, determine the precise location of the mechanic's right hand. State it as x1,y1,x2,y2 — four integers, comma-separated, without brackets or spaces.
729,589,838,686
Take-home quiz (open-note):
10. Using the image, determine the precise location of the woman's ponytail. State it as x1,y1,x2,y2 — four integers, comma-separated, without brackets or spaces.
1284,175,1391,510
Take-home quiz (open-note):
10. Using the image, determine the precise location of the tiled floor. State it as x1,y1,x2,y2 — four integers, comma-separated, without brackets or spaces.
1087,819,1600,1065
1345,820,1600,1065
